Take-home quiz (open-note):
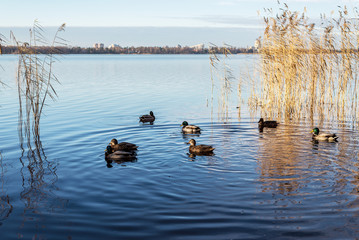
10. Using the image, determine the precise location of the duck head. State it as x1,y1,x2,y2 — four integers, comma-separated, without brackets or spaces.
311,127,320,135
106,145,112,154
188,139,196,146
109,139,118,146
150,111,154,116
181,121,189,127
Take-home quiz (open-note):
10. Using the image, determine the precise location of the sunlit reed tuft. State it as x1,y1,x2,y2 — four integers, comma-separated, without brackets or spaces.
251,3,359,123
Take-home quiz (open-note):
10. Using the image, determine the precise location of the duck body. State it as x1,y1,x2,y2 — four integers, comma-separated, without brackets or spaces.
311,127,338,142
258,118,278,128
108,139,138,152
181,121,201,134
140,111,155,123
188,139,214,155
105,148,137,161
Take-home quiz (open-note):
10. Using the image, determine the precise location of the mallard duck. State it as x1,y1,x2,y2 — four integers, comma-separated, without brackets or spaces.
181,121,201,134
187,139,214,155
105,146,137,161
311,127,338,142
258,118,278,128
107,139,138,153
139,111,155,123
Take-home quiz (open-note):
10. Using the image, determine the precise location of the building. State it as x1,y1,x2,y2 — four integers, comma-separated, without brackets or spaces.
190,43,205,51
93,43,104,49
108,44,120,49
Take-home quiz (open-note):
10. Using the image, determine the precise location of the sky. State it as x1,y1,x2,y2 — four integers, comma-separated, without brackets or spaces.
1,0,359,47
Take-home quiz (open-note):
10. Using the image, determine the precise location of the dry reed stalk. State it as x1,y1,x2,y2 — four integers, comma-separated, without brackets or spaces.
11,21,65,156
209,43,235,122
0,34,7,89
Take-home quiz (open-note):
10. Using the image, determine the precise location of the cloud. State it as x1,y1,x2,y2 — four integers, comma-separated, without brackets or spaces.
217,0,353,4
167,15,264,28
199,15,263,28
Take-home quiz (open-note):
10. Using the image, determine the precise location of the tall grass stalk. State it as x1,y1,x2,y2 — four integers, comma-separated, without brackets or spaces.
11,21,65,156
209,43,235,121
253,3,359,122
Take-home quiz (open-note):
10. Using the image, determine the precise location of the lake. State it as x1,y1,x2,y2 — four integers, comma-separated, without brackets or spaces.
1,54,359,239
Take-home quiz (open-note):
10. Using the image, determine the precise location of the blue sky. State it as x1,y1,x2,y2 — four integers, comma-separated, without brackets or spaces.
1,0,358,47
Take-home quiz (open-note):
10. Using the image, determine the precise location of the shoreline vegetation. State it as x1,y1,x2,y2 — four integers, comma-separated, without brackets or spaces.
247,3,359,123
0,45,257,55
1,45,358,55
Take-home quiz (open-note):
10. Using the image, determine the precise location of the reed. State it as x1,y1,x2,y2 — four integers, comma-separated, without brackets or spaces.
209,43,235,121
11,21,65,153
0,34,7,88
252,3,359,122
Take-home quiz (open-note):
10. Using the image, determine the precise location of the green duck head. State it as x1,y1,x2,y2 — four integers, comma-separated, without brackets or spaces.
106,145,112,154
311,127,320,135
181,121,189,127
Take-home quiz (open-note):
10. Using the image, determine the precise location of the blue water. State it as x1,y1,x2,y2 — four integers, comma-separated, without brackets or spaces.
1,54,359,239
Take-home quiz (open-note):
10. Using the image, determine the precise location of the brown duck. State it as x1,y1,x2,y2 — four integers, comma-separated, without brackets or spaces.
258,118,278,129
108,138,138,152
139,111,155,123
187,139,214,154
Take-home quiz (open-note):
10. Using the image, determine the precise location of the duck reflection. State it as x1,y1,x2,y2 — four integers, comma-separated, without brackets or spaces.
187,152,215,161
105,157,138,168
182,133,201,141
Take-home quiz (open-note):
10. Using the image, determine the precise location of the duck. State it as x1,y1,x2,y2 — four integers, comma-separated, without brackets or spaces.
105,145,137,161
258,118,278,128
187,139,214,155
107,138,138,153
311,127,338,142
139,111,155,123
181,121,201,134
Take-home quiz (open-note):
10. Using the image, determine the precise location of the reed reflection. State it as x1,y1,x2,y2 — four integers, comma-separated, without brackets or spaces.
182,133,201,141
257,120,359,208
0,152,13,224
18,136,68,237
257,127,309,196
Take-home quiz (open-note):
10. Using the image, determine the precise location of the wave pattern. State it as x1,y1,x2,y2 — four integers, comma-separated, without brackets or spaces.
0,55,359,239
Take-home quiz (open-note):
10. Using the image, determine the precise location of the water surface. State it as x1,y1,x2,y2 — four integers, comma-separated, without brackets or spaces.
1,54,359,239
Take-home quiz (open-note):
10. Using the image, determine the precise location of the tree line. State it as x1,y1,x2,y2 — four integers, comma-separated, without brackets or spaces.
0,45,256,54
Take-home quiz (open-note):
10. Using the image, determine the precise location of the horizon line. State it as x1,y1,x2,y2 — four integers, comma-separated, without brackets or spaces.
0,25,264,29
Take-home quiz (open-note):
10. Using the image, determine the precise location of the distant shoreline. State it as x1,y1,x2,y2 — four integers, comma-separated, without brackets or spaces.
0,46,257,55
